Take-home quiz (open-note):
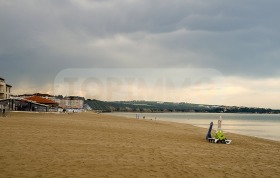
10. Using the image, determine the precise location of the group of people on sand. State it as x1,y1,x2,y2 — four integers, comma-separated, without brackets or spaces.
136,114,157,121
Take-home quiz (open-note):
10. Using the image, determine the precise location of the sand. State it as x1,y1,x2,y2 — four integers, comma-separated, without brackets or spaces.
0,112,279,178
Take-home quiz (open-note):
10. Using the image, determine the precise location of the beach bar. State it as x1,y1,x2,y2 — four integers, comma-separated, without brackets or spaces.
0,97,58,112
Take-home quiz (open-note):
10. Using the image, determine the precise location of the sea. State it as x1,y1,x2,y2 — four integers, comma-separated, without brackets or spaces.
107,112,280,141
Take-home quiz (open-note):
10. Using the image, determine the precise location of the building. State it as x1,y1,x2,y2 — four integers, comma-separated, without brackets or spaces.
0,77,12,99
2,92,85,112
55,96,84,110
24,96,59,112
13,93,55,100
5,99,51,112
0,96,59,112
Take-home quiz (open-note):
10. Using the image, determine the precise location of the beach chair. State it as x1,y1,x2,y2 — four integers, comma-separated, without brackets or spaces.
206,117,232,144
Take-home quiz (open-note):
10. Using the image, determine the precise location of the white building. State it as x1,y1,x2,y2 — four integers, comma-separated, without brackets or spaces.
0,77,12,99
55,96,84,109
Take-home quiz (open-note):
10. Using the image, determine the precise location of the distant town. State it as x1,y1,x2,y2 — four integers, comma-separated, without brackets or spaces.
1,76,280,114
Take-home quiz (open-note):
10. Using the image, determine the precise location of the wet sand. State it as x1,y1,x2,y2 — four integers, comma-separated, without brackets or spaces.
0,112,279,178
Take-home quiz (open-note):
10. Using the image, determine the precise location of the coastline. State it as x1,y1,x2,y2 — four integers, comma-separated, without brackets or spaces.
1,112,279,177
106,112,280,142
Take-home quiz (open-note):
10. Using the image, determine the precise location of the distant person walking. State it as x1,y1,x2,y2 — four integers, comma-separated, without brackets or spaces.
2,109,6,117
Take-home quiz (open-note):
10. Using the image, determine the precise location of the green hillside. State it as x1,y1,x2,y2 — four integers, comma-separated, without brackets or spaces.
85,100,280,114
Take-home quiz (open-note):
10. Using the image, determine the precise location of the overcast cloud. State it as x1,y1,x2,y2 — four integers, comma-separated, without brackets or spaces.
1,0,280,108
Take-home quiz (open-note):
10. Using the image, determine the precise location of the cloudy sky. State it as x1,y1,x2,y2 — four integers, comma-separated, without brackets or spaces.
1,0,280,108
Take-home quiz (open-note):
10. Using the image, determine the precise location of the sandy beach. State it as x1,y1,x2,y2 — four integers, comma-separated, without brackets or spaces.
0,112,279,178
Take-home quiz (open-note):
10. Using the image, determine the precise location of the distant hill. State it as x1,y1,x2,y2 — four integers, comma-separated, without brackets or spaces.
85,99,280,114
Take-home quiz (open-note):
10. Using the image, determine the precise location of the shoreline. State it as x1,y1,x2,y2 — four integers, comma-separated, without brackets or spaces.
101,111,280,114
4,111,280,142
105,112,280,142
1,112,279,177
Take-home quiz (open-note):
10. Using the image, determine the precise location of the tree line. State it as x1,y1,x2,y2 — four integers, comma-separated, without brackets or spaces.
85,99,280,114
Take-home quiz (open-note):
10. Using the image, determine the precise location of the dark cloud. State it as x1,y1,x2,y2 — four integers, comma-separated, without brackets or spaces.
1,0,280,87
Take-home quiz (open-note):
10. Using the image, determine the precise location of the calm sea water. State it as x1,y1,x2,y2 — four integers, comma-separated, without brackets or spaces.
108,112,280,141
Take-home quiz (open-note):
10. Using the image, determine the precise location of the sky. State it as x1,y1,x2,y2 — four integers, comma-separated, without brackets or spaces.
0,0,280,109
